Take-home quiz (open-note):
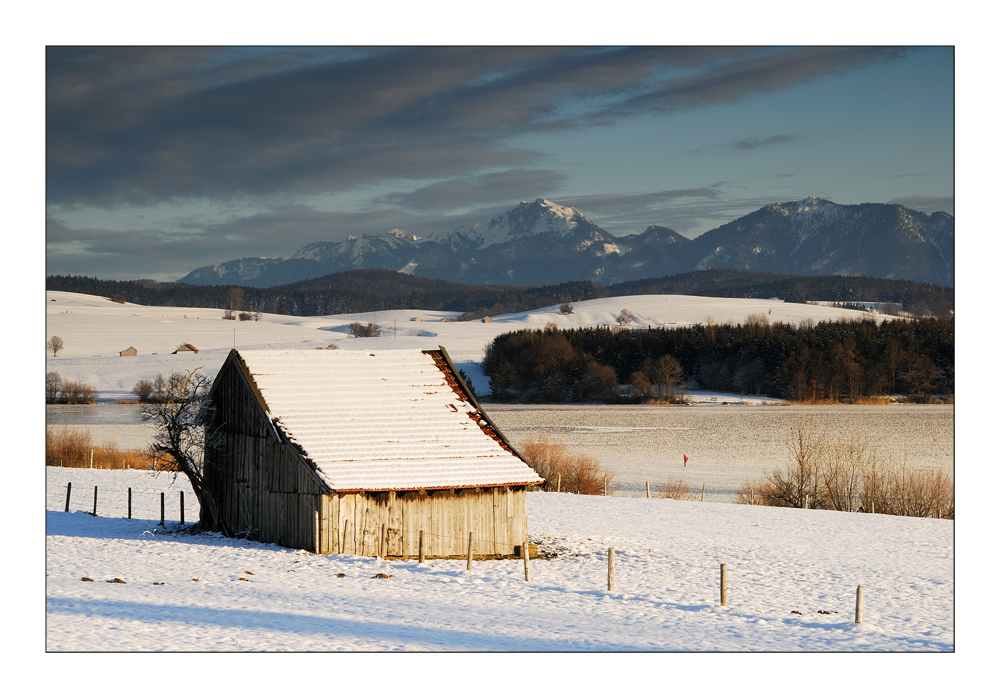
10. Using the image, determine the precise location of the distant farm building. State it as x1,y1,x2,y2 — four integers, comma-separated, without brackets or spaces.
119,346,137,356
204,348,543,557
172,343,199,354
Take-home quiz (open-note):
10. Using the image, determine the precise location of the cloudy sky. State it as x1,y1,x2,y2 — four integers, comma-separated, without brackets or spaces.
46,46,954,281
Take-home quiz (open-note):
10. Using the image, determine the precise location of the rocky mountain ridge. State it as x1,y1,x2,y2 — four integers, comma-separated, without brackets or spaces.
177,197,954,287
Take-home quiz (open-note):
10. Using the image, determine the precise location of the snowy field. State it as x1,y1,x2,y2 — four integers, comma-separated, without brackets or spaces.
38,290,971,666
46,466,952,652
45,289,893,401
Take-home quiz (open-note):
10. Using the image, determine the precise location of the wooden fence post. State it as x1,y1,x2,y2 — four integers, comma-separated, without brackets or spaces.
720,563,728,607
701,484,706,502
341,519,348,555
159,492,165,526
523,539,530,582
557,473,561,493
128,487,132,519
604,476,607,496
608,547,615,591
418,529,425,563
646,482,650,498
65,482,71,512
750,487,755,506
92,486,98,517
90,449,93,469
467,531,473,571
180,492,185,525
855,586,863,624
803,494,809,510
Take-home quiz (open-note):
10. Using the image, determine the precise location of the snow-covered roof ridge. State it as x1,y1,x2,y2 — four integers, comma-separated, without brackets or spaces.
227,348,543,492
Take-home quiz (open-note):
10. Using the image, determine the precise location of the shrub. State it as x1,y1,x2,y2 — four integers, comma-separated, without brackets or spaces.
518,438,613,495
238,311,254,321
652,478,696,500
222,308,235,320
315,343,339,350
616,309,634,325
59,379,98,404
559,303,574,315
132,379,155,402
348,321,381,337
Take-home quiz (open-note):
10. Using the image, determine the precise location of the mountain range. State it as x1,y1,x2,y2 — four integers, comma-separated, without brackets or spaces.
177,197,955,288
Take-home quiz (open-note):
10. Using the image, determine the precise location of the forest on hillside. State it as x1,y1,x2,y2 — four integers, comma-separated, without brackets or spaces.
482,316,954,404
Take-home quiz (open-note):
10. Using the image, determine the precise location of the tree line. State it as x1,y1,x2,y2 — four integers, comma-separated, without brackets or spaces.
46,268,953,319
482,315,954,403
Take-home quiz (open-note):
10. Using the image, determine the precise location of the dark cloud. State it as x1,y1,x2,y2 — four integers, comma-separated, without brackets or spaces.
47,47,905,207
734,134,794,150
600,47,909,119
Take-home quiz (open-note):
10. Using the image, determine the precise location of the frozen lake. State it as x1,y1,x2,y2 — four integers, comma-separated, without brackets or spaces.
486,403,954,501
47,403,954,503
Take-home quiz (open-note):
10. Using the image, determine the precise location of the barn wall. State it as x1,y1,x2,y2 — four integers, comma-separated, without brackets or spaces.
206,357,326,551
320,486,529,557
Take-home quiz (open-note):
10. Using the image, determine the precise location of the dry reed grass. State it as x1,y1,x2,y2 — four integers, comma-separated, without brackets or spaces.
45,426,176,470
518,438,614,495
734,420,953,518
651,478,696,500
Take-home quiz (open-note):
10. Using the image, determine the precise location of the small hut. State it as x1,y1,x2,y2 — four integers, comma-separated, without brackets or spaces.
172,343,199,354
119,346,138,356
203,347,542,557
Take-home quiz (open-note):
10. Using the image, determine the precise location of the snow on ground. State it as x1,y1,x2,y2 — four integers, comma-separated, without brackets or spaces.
45,290,891,400
45,466,952,652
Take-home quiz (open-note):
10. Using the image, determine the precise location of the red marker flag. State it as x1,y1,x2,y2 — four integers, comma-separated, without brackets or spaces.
683,454,688,466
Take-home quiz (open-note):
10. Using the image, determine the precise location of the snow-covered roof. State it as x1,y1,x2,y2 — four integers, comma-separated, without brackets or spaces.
228,348,542,492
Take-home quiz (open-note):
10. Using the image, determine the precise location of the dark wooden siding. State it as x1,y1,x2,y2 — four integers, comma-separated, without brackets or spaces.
205,355,327,551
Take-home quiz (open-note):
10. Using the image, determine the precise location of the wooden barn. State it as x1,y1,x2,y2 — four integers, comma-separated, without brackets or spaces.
119,346,137,356
173,343,199,354
203,347,543,557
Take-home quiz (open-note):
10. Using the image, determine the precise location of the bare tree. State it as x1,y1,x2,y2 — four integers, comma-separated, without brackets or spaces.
46,371,63,403
142,369,228,534
616,309,634,325
47,336,64,357
650,354,684,399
